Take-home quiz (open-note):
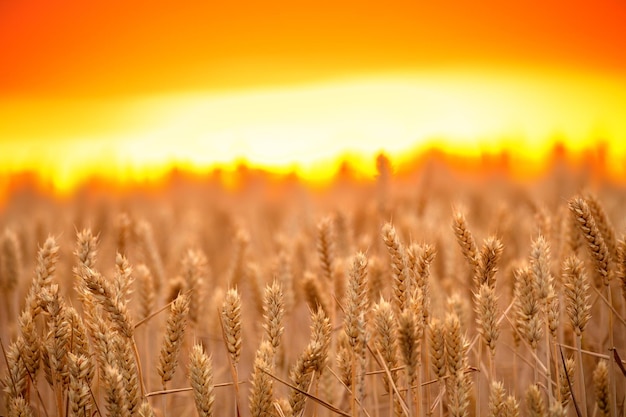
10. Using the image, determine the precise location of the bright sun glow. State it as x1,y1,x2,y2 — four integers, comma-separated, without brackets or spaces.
1,70,626,194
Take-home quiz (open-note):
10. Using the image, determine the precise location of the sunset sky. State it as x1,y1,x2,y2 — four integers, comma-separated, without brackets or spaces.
1,0,625,191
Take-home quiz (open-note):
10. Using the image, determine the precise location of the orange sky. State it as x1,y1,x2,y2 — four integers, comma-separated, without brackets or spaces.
2,0,625,97
1,0,626,191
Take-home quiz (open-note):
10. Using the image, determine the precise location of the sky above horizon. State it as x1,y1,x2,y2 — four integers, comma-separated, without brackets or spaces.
1,0,625,190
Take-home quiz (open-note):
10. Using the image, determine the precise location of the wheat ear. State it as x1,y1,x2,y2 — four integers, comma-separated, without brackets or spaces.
563,256,591,337
81,266,134,338
382,222,410,313
558,356,574,409
317,216,335,285
26,236,59,317
398,302,423,417
135,220,165,293
488,380,506,417
616,237,626,302
475,283,499,378
220,287,243,412
114,335,141,416
530,235,555,403
6,396,34,417
263,279,285,353
569,196,617,415
103,365,129,417
302,271,331,317
568,197,611,285
40,284,70,405
548,403,566,417
115,212,132,256
593,360,609,417
189,344,214,417
288,306,331,417
158,292,190,387
373,298,402,414
135,264,155,321
503,395,520,417
444,312,467,380
525,383,545,417
428,318,446,381
277,249,296,314
583,192,617,260
448,370,471,417
476,236,504,289
1,229,21,327
513,266,542,382
407,242,436,321
138,401,157,417
452,210,479,278
343,252,369,405
67,353,93,417
227,228,249,287
18,310,40,381
3,337,28,402
249,341,275,417
221,288,242,368
182,249,208,325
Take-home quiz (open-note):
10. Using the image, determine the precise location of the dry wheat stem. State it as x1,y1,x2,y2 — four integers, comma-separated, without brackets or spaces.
261,366,352,417
145,381,245,397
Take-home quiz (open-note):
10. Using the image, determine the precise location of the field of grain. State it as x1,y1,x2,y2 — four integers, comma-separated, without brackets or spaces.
1,156,625,417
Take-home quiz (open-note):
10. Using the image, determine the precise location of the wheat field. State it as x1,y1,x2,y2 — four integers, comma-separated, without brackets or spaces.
1,156,625,417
